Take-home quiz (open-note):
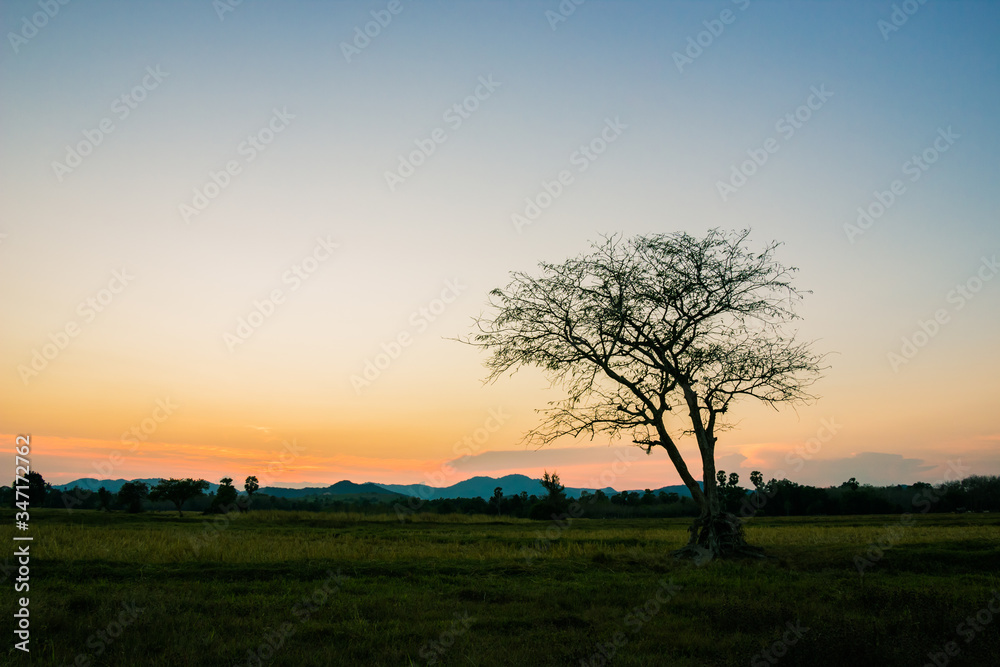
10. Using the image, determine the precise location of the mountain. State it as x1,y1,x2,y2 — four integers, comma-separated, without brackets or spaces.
258,481,406,499
376,474,698,501
51,476,700,501
52,478,177,493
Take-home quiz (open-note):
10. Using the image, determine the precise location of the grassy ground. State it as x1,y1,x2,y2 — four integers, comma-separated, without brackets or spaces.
2,509,998,666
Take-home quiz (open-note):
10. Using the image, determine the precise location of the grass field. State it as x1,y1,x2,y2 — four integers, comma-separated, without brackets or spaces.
3,509,999,666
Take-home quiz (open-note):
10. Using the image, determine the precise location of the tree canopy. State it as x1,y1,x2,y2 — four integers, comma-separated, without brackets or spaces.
149,478,210,517
469,229,825,558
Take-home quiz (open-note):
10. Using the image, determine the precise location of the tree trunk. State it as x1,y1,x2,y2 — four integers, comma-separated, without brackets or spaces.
672,420,762,562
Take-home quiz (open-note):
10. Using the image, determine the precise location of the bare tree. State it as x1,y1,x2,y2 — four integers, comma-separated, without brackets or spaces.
466,229,824,560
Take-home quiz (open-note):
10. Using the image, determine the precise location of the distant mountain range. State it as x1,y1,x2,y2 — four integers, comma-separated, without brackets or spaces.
52,475,700,501
258,480,407,499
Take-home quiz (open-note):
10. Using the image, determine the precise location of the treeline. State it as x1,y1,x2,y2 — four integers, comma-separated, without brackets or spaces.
6,470,999,518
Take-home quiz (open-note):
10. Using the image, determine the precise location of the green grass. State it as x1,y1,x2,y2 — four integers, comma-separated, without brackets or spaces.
3,510,998,666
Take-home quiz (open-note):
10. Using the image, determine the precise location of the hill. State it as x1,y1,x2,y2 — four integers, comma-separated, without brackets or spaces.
51,475,700,501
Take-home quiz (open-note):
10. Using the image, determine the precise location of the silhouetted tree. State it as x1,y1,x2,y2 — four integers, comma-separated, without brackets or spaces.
540,471,565,503
715,470,747,513
97,487,113,512
468,230,824,560
841,477,860,491
490,486,504,516
117,481,149,513
211,477,239,513
149,478,209,517
245,475,260,501
23,471,49,507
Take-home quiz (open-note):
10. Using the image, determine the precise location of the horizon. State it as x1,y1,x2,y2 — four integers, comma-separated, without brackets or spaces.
3,1,998,492
45,466,986,494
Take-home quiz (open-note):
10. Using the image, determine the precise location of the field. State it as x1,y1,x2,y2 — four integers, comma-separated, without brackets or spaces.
3,509,999,666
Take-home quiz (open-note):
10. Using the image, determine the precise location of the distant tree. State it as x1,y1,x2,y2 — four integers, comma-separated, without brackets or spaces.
749,470,764,489
245,475,260,500
211,477,239,513
532,471,569,520
490,487,504,516
716,470,746,513
149,478,209,517
658,491,680,504
467,230,824,560
841,477,860,491
540,471,565,503
117,481,149,513
23,471,49,507
97,487,113,512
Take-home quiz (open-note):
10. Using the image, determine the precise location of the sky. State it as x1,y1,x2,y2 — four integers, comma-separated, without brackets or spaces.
1,0,998,491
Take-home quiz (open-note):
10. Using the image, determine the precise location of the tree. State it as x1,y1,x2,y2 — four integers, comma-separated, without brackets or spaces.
715,470,746,514
97,487,113,512
540,471,566,503
490,486,504,516
117,481,149,513
211,477,239,513
468,230,823,560
531,470,568,519
149,478,209,517
244,475,260,502
23,471,49,507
